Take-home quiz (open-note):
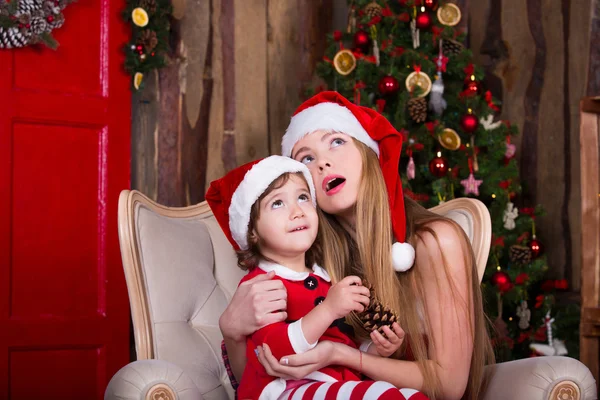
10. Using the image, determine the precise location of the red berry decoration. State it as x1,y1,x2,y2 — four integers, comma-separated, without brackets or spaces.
378,75,400,95
424,0,438,9
460,113,479,133
464,80,480,95
428,153,448,177
353,30,370,52
415,11,432,30
47,15,54,23
529,237,544,258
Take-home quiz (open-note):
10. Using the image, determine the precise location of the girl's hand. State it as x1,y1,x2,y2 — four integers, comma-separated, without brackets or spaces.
256,341,337,380
370,322,405,357
322,276,370,320
219,271,288,341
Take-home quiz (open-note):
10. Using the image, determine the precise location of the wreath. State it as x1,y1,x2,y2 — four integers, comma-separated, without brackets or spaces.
0,0,75,49
123,0,172,90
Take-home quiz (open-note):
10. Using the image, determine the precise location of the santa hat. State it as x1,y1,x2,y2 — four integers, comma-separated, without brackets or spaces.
282,91,415,272
205,155,316,251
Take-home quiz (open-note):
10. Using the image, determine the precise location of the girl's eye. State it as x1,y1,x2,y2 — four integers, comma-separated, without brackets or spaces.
271,200,284,209
299,155,314,165
298,193,310,202
331,137,346,148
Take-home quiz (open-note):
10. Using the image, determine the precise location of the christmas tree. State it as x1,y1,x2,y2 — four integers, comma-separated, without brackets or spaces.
311,0,578,362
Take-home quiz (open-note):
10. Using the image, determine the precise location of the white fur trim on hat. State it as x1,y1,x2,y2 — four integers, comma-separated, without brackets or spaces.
282,102,380,157
229,156,316,250
392,242,415,272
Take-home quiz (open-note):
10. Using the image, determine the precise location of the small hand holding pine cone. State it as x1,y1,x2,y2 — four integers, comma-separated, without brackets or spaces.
358,280,400,336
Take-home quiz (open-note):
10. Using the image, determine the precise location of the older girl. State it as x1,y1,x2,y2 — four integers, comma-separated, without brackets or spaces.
220,92,494,400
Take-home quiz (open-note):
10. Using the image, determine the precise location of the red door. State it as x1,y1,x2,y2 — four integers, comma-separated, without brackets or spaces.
0,2,130,399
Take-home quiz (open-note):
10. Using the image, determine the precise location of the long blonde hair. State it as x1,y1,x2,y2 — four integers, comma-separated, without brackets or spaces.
317,139,494,399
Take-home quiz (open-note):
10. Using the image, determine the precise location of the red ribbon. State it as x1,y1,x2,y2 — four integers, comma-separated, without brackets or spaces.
463,63,474,79
354,81,366,104
485,90,500,111
468,157,474,173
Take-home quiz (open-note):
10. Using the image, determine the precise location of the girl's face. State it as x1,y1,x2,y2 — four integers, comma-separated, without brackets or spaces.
253,174,318,262
291,131,363,222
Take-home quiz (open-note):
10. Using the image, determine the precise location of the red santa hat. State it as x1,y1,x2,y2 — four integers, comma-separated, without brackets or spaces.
205,155,316,251
282,91,414,272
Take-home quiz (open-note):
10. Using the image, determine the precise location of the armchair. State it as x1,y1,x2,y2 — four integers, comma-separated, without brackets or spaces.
105,190,596,400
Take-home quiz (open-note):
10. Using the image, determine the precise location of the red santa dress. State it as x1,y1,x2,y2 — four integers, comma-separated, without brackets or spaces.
237,260,362,400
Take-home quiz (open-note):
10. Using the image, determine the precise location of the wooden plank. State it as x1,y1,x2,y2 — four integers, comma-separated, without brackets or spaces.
234,0,269,165
498,0,533,174
206,0,225,189
582,307,600,323
180,0,213,205
566,1,595,291
579,105,600,381
156,60,184,207
535,0,566,281
131,71,159,200
222,0,237,172
581,323,600,337
587,0,600,95
267,0,333,156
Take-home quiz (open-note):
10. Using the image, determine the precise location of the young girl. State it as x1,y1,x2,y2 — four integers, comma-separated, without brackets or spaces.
219,92,495,400
206,156,428,400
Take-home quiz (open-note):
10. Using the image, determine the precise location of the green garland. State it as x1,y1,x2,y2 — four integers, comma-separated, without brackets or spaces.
123,0,172,90
0,0,76,50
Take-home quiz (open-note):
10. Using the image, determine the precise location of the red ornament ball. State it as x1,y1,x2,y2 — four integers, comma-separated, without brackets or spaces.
424,0,438,9
378,75,400,95
415,11,432,30
353,30,370,52
460,113,479,133
429,154,448,177
491,270,510,287
529,238,544,258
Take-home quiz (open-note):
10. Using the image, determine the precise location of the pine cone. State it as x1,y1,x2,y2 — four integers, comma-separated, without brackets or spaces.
17,0,39,14
358,281,399,335
0,26,30,48
509,245,533,265
140,0,157,14
407,97,427,123
30,16,47,34
364,2,382,19
138,29,158,51
442,38,465,57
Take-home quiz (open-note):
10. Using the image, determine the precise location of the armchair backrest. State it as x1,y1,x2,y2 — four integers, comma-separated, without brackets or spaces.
117,190,491,399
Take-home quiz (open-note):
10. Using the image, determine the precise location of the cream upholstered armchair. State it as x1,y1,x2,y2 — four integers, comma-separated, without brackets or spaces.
105,190,597,400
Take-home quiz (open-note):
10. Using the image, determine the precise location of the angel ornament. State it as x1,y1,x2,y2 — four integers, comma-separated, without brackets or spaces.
530,311,568,356
503,202,519,230
516,300,531,330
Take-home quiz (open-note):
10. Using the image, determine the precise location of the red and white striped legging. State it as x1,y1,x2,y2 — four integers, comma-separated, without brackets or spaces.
279,381,429,400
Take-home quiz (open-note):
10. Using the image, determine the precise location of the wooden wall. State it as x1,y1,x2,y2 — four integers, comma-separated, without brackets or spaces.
131,0,334,208
130,0,599,289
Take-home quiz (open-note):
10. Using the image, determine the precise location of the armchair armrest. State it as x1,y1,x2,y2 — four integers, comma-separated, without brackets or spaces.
483,356,597,400
105,359,203,400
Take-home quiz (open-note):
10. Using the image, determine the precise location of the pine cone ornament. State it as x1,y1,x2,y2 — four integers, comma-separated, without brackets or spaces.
364,2,383,19
358,282,399,335
442,38,465,57
140,0,158,14
408,97,427,123
0,26,30,48
17,0,39,14
30,16,47,35
138,29,158,51
509,245,533,265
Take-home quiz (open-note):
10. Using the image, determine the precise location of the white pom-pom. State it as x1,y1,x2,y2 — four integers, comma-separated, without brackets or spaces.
392,242,415,272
